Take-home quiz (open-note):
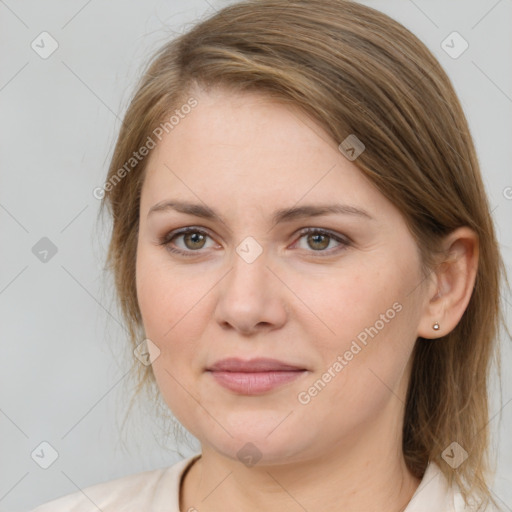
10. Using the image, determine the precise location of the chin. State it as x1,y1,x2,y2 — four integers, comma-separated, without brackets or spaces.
194,415,317,467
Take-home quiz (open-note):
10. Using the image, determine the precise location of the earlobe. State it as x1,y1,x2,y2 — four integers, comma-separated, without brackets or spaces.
416,227,479,341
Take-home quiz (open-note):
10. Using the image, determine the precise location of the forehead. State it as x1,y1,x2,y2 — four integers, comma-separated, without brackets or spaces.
169,88,330,163
140,87,398,225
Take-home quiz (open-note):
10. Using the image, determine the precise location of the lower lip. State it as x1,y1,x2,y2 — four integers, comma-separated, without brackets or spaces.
207,370,306,394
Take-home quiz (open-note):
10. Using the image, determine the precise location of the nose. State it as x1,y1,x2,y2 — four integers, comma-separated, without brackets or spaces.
213,248,288,335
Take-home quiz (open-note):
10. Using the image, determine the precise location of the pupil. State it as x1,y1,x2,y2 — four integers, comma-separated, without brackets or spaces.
187,232,204,248
310,234,328,250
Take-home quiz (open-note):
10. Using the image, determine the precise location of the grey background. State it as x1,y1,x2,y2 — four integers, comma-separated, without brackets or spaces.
0,1,510,510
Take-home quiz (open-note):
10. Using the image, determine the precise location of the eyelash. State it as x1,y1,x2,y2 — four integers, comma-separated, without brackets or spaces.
158,226,351,258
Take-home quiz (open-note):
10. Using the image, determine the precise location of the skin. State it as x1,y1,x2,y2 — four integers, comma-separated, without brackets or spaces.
135,84,479,512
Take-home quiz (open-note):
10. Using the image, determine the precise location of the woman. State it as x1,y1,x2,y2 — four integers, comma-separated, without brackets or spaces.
31,0,508,510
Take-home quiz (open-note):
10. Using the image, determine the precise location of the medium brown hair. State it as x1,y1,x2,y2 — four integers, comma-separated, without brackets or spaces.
98,1,509,509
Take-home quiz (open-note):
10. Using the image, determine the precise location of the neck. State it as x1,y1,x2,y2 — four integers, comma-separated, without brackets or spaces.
180,423,421,512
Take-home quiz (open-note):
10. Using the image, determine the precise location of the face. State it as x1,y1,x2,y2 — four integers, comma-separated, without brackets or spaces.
136,86,427,466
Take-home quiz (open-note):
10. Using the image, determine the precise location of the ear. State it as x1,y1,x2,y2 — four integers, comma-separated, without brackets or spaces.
417,227,479,340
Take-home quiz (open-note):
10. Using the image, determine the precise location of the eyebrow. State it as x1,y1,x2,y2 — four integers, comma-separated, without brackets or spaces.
147,200,374,227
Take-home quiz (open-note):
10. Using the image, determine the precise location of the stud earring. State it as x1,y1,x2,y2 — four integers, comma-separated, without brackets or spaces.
432,322,440,331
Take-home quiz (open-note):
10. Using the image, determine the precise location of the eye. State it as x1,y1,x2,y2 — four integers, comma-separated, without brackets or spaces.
158,227,218,257
292,228,350,256
158,226,351,257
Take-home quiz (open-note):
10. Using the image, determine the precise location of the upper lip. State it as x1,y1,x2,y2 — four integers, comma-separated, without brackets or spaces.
207,358,306,372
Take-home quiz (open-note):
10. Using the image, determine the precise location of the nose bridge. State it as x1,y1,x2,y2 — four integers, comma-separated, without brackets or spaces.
226,239,271,298
214,238,287,332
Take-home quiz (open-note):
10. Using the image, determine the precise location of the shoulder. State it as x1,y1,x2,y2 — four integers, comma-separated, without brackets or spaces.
405,461,501,512
28,453,201,512
452,490,502,512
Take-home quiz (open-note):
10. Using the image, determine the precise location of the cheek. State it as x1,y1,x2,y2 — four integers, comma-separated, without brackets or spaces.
136,252,206,424
294,261,418,391
136,246,199,336
288,266,395,348
135,247,213,387
330,280,417,399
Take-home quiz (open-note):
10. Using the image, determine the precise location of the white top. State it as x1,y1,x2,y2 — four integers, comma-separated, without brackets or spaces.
29,453,496,512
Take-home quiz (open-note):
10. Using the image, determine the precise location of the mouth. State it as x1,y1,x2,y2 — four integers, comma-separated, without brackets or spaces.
205,357,308,395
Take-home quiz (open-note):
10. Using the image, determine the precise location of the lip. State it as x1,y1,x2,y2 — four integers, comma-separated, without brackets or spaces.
207,357,305,372
206,358,307,395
